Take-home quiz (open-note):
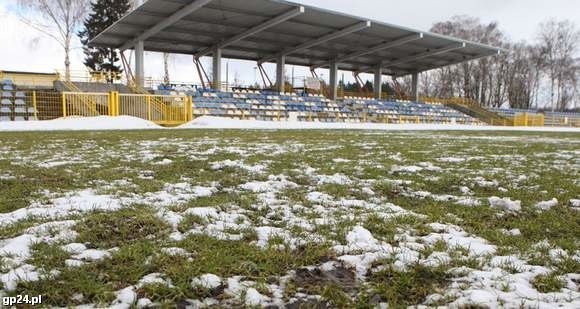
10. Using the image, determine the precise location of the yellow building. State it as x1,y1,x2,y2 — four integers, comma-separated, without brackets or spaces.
0,70,58,88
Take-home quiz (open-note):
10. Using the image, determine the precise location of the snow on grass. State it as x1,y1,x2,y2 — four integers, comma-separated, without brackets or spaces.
191,274,222,289
535,198,559,211
179,116,580,133
210,159,267,173
488,196,522,212
0,129,578,307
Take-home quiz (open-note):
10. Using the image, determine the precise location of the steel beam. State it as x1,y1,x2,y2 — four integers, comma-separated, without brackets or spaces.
120,0,213,51
393,49,502,76
194,6,304,59
355,42,466,74
259,21,371,64
311,33,423,70
384,43,466,68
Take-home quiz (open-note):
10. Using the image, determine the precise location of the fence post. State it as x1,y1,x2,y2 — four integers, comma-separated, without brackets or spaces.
116,92,120,116
108,92,114,116
61,93,67,118
115,92,120,116
32,91,38,120
188,96,193,121
147,96,151,121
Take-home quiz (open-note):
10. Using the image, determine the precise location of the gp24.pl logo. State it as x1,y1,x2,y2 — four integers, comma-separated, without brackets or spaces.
2,295,43,306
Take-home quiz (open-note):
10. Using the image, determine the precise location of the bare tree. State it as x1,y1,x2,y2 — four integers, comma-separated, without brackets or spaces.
425,15,579,111
17,0,91,81
430,16,506,106
536,20,580,111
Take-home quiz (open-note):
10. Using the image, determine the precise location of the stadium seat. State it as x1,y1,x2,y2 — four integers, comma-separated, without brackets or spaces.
14,106,26,114
1,98,11,105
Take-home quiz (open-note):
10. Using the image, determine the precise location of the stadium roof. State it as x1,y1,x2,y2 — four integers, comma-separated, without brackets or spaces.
90,0,502,76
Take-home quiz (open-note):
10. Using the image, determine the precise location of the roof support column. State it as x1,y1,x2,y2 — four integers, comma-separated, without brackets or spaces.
411,72,419,102
276,54,285,93
374,65,382,100
328,59,338,100
134,40,144,87
212,48,222,91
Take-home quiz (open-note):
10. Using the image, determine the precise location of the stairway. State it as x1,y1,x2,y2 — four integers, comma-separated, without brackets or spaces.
127,83,187,125
55,80,103,116
446,99,513,126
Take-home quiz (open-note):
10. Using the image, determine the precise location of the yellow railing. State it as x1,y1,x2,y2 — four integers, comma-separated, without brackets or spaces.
62,92,110,117
13,91,191,126
126,82,172,119
58,79,103,115
487,118,514,126
118,93,192,126
513,113,545,127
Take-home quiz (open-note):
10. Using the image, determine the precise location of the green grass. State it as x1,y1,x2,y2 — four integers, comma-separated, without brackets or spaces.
0,129,578,307
367,263,452,308
532,273,565,293
74,206,171,248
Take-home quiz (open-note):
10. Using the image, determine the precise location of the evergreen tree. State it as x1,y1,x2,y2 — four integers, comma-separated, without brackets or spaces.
79,0,131,83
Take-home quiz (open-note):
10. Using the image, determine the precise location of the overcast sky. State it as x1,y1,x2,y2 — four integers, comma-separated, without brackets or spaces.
0,0,578,85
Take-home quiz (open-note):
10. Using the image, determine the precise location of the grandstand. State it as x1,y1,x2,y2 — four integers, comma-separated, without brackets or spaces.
0,79,36,121
1,0,579,127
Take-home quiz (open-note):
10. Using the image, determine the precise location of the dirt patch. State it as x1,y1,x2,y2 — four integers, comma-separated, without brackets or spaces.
294,264,357,292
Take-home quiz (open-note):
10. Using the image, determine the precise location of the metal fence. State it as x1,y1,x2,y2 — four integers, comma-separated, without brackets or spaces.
9,90,580,128
513,113,545,127
63,92,110,117
27,91,62,120
544,114,580,127
118,94,192,126
15,91,191,126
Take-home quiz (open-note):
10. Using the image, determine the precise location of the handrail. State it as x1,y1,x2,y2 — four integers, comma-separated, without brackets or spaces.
59,80,101,116
127,83,167,116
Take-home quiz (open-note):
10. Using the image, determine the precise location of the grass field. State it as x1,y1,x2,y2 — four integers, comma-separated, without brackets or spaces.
0,129,579,308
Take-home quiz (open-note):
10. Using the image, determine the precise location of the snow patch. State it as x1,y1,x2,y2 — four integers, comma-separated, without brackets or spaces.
535,198,558,211
488,196,521,212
